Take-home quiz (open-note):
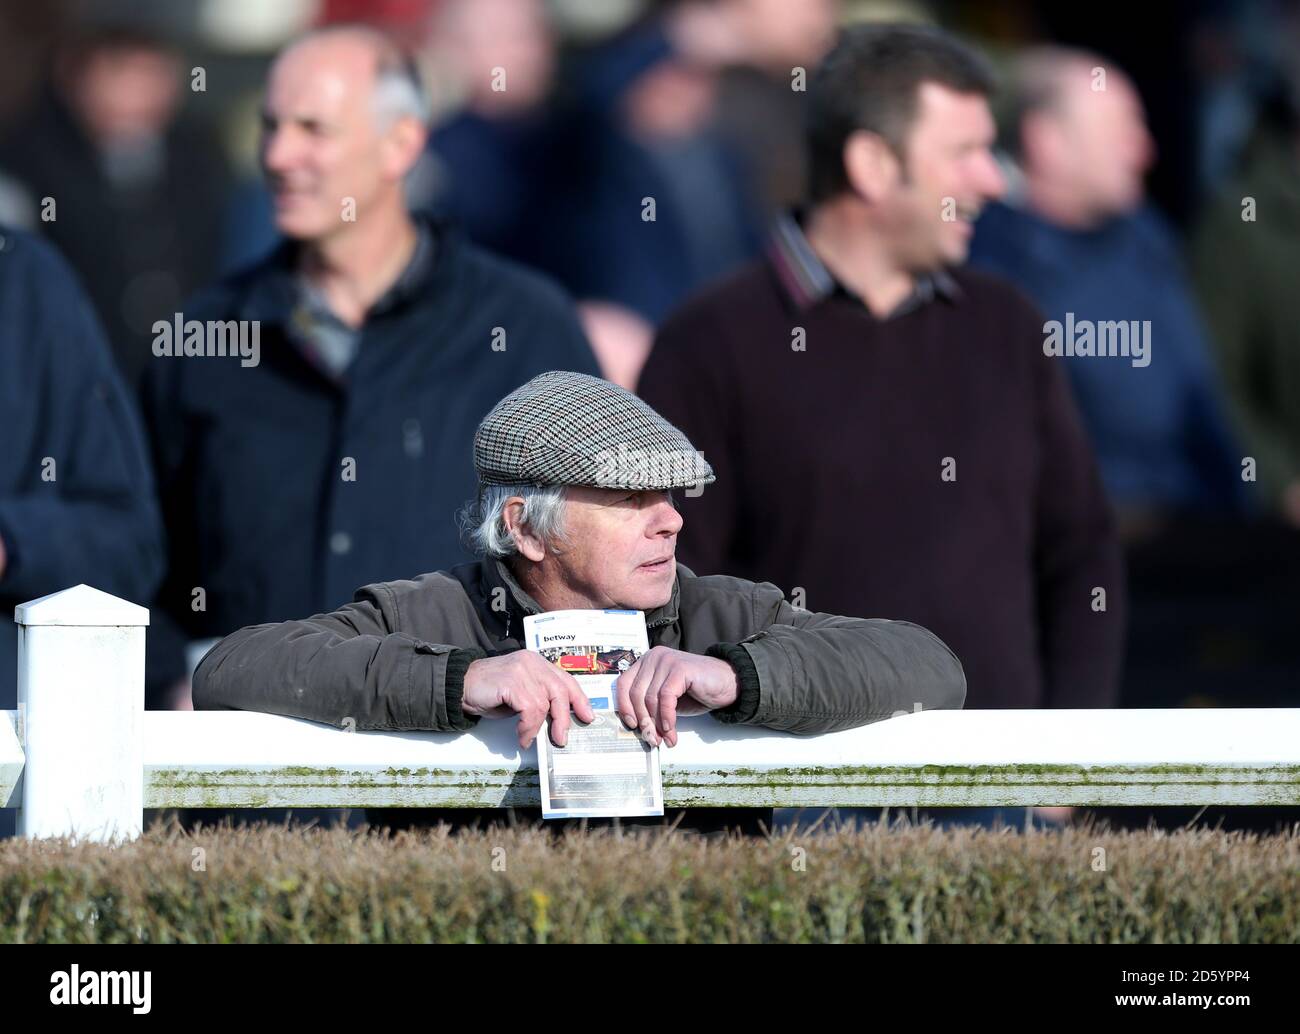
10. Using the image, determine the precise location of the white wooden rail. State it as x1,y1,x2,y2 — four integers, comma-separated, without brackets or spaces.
4,586,1299,843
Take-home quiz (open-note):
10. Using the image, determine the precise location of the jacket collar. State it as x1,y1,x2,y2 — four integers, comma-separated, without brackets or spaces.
235,211,459,327
482,556,683,641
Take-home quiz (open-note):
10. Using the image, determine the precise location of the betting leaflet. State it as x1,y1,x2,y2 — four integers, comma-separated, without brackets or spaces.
524,609,663,819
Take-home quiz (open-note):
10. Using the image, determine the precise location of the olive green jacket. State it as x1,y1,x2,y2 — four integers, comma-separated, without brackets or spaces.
193,558,966,734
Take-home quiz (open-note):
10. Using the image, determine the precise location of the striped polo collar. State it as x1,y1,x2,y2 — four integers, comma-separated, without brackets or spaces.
767,208,962,317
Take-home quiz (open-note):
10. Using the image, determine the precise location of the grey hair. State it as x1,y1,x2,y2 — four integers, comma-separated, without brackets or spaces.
372,51,430,127
460,483,569,559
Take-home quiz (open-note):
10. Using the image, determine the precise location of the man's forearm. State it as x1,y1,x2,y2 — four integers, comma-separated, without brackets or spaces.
708,618,967,735
194,619,483,732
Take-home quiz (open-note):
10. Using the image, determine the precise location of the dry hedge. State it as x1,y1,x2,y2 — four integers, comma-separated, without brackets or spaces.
2,812,1297,943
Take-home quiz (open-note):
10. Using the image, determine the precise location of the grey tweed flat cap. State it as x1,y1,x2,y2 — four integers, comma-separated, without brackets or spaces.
474,370,716,491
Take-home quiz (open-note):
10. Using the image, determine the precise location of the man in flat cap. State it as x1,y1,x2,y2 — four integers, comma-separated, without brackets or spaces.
194,371,965,832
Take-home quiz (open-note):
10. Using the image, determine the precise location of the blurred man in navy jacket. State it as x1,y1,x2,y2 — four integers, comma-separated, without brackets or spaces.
141,25,599,714
971,48,1246,523
0,226,164,838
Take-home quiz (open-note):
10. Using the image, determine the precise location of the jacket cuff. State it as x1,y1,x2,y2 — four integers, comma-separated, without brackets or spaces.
705,643,762,724
444,648,484,730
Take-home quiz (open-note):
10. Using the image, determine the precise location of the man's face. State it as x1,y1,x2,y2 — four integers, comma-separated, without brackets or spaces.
545,487,683,611
1049,72,1154,218
439,0,555,112
73,46,180,145
879,81,1005,269
259,39,395,240
729,0,837,69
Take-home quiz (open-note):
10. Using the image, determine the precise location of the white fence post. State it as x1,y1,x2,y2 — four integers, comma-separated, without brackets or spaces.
15,584,148,842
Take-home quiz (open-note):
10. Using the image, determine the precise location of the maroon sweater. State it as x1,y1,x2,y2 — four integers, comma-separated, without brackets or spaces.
637,258,1125,710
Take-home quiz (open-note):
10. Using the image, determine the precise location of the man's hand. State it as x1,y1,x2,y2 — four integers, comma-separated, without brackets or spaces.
614,646,738,748
461,651,595,750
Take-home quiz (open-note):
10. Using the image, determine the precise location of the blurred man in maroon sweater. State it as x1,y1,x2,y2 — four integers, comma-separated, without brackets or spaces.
638,24,1125,736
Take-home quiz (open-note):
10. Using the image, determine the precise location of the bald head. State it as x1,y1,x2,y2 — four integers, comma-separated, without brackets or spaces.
260,24,428,241
1009,47,1154,222
274,25,428,128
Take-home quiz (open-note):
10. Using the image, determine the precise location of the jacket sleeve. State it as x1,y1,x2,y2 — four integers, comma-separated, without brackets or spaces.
702,587,967,735
0,239,164,606
1028,308,1127,709
192,583,485,732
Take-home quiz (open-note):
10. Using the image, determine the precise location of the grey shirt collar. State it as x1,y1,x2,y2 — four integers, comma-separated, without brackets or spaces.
288,219,436,379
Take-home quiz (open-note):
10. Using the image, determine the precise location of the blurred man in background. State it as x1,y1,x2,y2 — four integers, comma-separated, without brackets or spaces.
0,226,164,839
414,0,836,392
557,5,768,384
709,0,839,214
971,48,1247,528
0,21,230,392
420,0,562,272
639,24,1125,830
142,24,599,734
417,0,656,377
970,50,1300,746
